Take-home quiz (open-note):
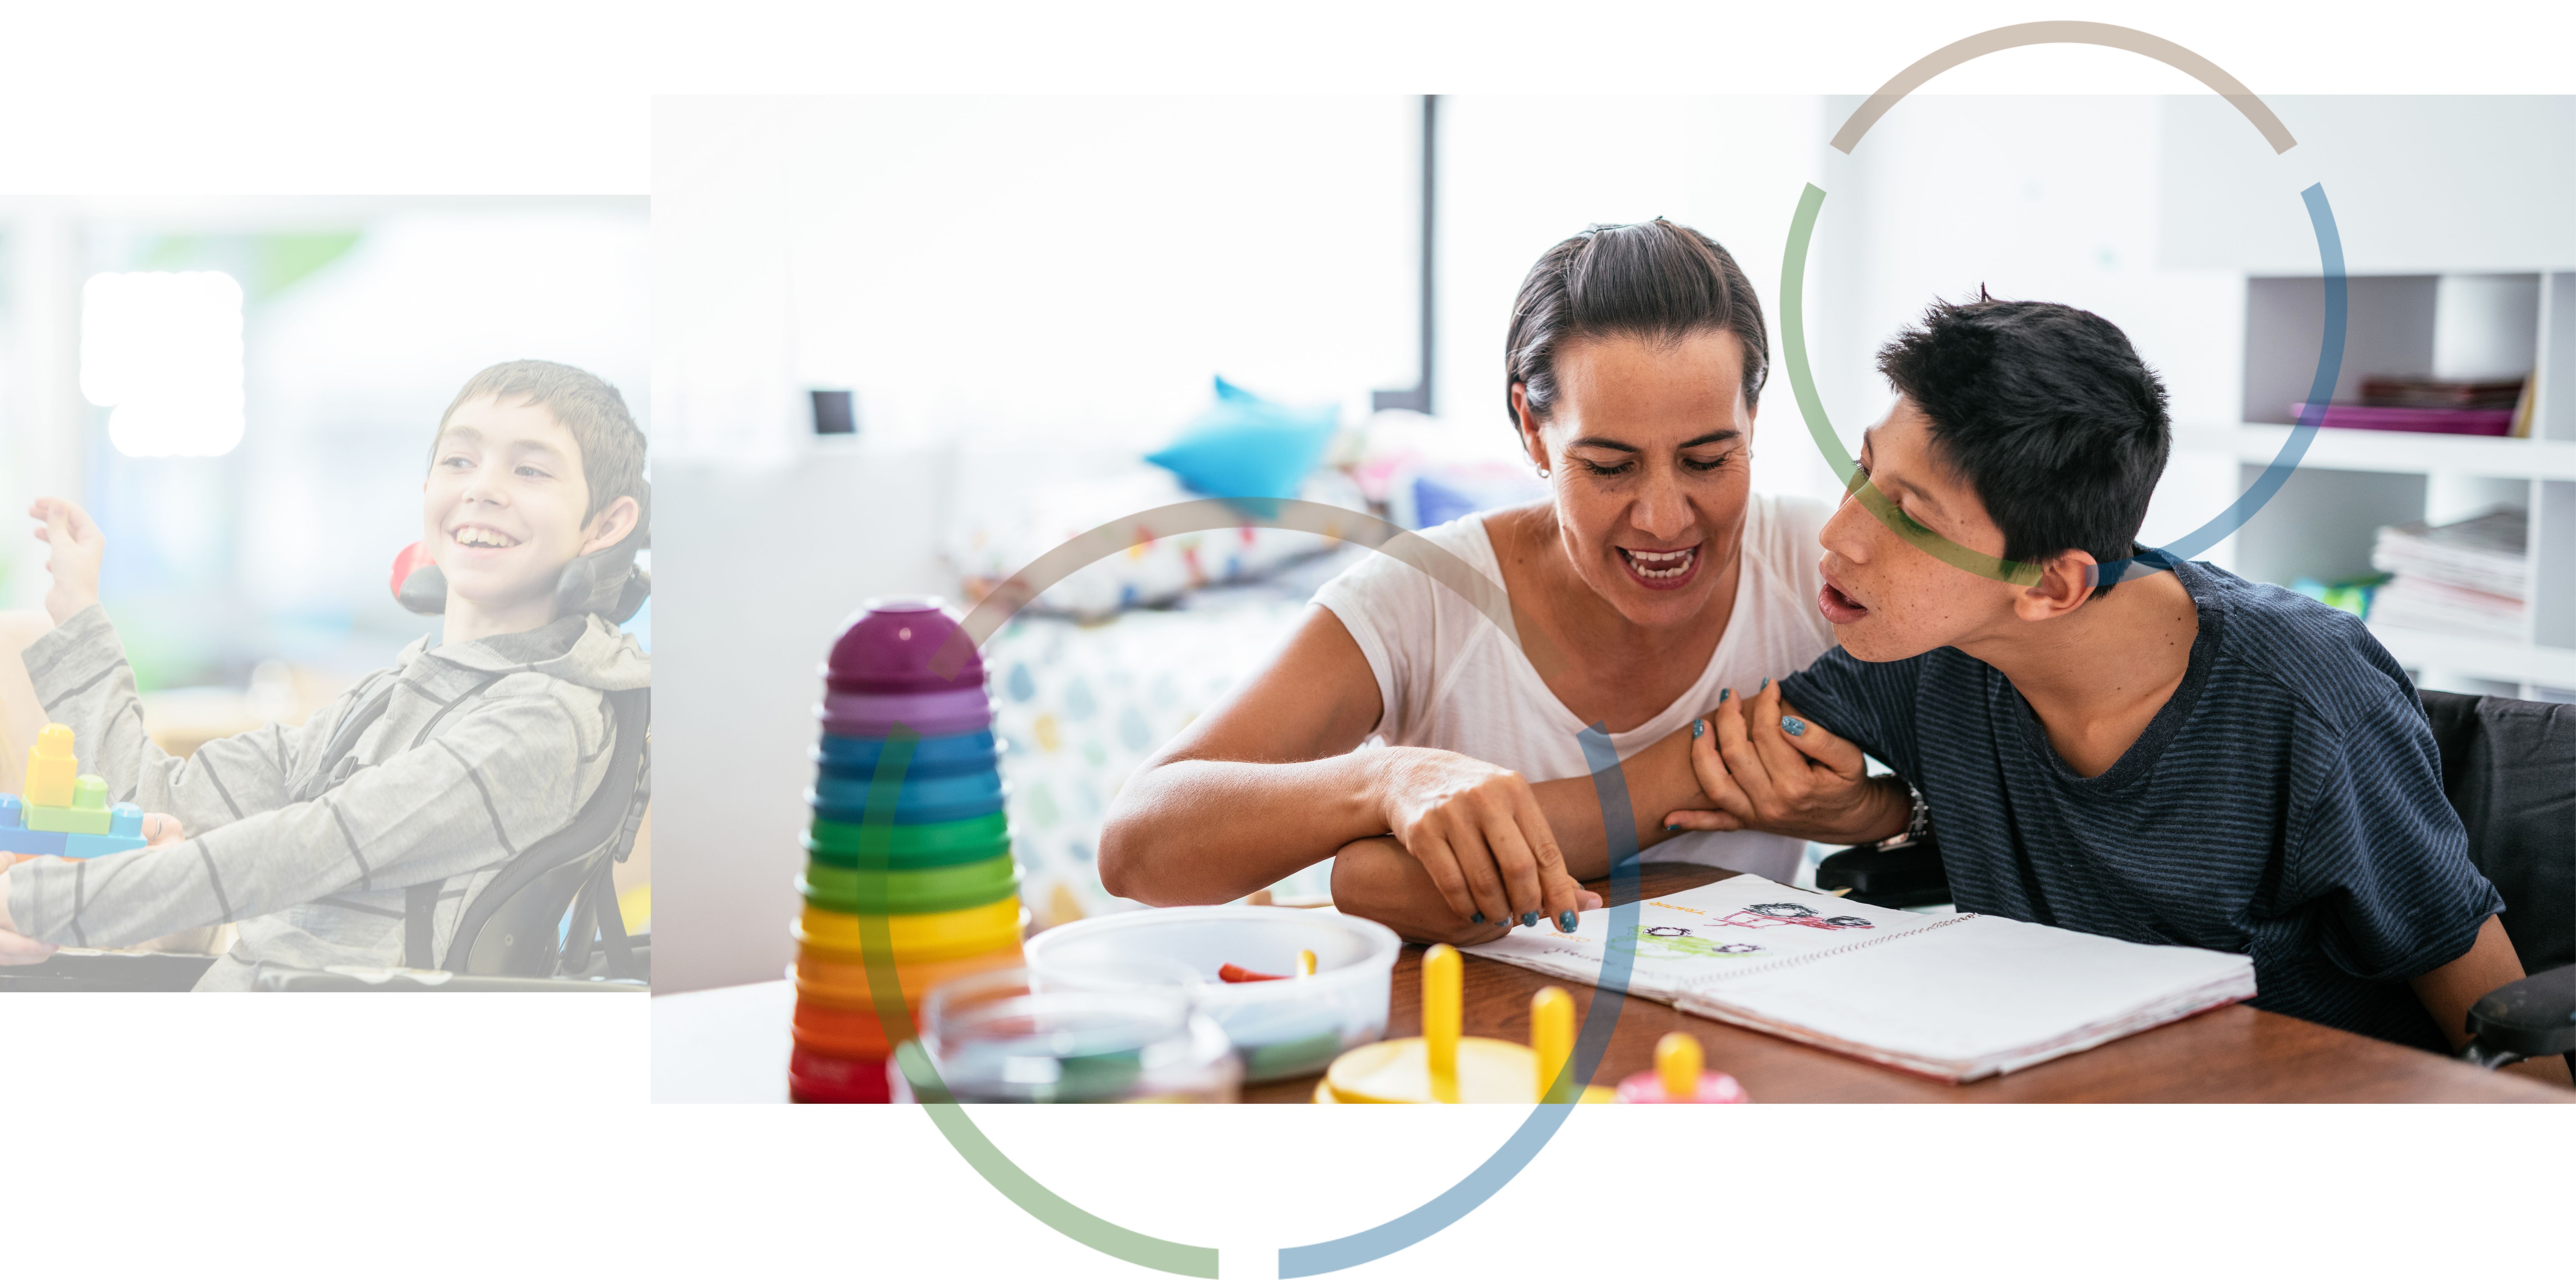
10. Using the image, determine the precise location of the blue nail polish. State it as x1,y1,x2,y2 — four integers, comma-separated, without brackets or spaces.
1470,912,1484,925
1556,910,1578,932
1781,716,1808,736
1760,676,1770,690
1718,688,1731,703
1520,911,1538,928
1693,719,1704,738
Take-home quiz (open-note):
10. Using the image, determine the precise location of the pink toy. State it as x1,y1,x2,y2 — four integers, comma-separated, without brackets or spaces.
1613,1033,1752,1103
825,598,985,695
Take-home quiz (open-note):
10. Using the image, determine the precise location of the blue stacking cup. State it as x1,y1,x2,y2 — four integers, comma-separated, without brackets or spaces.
813,730,999,781
808,766,1007,824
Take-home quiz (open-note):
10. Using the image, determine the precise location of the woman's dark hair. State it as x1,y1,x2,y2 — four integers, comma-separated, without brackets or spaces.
1503,218,1769,432
1875,291,2171,597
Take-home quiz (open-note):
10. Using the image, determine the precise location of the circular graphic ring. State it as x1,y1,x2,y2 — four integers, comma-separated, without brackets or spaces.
850,499,1652,1280
1780,22,2350,588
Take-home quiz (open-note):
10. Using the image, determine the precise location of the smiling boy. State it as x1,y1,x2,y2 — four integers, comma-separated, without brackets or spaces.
1664,296,2558,1076
0,360,650,986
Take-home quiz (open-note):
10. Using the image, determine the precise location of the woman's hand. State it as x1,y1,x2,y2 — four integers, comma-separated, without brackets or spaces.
1330,835,1601,946
27,496,105,626
1368,747,1591,929
1661,680,1909,845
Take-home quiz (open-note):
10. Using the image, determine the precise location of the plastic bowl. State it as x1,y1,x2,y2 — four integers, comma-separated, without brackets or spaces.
807,767,1005,825
901,967,1239,1104
788,1045,894,1103
814,730,998,779
824,597,986,695
805,814,1011,871
817,688,993,740
793,897,1025,963
791,943,1026,1010
1025,907,1401,1082
799,856,1020,917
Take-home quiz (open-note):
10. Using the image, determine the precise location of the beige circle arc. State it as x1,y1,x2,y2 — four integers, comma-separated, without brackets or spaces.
1830,20,2298,155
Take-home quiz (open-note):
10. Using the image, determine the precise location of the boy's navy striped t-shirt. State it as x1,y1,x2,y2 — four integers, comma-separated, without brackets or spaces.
1779,559,2501,1052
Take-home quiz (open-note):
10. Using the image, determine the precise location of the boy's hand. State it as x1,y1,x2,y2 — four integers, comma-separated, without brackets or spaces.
0,814,181,964
26,496,105,626
1662,680,1910,845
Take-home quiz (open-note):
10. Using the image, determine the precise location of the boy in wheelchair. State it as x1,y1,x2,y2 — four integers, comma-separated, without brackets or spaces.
0,360,650,989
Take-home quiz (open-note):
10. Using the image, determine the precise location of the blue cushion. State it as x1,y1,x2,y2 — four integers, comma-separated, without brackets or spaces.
1145,377,1338,500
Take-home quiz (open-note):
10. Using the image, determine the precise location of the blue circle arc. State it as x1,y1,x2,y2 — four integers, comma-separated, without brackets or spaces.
1276,724,1646,1279
2099,182,2348,585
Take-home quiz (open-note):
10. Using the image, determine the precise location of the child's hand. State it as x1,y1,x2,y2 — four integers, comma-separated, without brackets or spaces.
141,813,185,848
26,496,104,626
1661,681,1909,845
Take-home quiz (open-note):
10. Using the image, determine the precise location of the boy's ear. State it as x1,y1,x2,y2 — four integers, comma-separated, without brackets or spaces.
2015,549,2101,621
580,495,641,558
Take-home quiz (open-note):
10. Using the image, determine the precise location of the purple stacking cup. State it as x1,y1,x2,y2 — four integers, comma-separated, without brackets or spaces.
824,597,987,695
816,688,995,739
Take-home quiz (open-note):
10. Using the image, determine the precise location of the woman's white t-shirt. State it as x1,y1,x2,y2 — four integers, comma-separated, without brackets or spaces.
1309,493,1838,884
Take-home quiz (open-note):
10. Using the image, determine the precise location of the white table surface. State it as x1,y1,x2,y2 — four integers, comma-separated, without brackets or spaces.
653,978,797,1103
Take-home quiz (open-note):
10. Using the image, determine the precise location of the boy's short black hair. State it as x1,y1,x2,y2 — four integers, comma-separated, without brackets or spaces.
1876,293,2169,597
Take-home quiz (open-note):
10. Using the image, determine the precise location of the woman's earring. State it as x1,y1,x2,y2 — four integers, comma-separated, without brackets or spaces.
1537,465,1551,479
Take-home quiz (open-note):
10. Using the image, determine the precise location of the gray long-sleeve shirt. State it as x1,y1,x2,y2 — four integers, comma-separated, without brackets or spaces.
7,605,650,989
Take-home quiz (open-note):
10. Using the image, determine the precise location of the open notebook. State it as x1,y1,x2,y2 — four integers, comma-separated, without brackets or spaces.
1464,874,2255,1083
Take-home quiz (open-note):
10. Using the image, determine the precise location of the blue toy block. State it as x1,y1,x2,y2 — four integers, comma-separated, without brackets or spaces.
0,795,148,859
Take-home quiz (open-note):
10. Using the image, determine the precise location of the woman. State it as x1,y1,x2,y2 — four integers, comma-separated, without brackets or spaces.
1098,218,1836,944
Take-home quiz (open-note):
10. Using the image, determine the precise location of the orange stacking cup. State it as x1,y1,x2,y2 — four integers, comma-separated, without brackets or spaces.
791,995,903,1060
791,943,1025,1011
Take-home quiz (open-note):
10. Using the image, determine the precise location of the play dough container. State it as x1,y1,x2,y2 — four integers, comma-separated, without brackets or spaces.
1025,906,1401,1082
790,597,1026,1104
897,967,1239,1104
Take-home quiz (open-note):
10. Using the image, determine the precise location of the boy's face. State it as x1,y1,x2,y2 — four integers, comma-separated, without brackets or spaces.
423,396,600,614
1814,398,2028,662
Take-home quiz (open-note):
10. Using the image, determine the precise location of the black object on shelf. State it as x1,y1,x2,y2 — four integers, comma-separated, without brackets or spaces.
0,951,220,992
1816,835,1951,909
811,388,856,436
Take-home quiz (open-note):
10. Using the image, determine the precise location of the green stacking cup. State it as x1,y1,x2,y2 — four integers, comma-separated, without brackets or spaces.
805,812,1010,870
800,854,1020,916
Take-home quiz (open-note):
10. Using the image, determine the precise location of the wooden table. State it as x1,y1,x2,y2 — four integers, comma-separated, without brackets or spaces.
1247,862,2575,1104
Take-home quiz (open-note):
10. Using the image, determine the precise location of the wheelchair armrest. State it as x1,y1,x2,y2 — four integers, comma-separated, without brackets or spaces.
252,965,646,992
1815,836,1951,910
2459,963,2576,1070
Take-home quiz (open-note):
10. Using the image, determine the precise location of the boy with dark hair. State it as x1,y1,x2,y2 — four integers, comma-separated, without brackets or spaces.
0,360,651,988
1666,295,2561,1077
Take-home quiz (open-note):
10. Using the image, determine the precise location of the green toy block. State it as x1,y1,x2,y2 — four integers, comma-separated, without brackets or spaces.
25,802,109,834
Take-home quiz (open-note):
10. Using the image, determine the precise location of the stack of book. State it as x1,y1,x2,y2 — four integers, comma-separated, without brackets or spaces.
2291,373,2534,437
2367,506,2529,641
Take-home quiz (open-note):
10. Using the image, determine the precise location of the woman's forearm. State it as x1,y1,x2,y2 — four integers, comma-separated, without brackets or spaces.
1098,751,1390,906
1527,723,1709,880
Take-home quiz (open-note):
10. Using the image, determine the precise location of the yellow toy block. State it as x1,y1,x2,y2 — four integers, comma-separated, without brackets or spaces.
23,723,77,808
27,775,110,835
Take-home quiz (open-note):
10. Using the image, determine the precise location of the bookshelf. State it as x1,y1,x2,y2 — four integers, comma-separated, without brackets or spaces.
2211,270,2574,700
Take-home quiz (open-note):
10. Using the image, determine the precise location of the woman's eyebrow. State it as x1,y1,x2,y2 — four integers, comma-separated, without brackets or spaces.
1679,429,1743,450
1563,435,1639,454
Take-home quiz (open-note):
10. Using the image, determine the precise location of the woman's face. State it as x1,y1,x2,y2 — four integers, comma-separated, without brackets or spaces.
1515,329,1754,628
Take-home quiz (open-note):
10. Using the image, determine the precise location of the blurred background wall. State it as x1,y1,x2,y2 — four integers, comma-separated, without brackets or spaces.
0,196,649,728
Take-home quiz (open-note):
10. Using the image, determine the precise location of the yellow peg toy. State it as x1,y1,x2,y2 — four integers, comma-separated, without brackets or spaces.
1423,944,1461,1102
1317,951,1619,1104
1613,1031,1752,1104
1296,949,1317,978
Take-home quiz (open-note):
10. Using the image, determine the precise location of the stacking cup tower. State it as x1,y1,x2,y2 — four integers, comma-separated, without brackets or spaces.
789,599,1025,1104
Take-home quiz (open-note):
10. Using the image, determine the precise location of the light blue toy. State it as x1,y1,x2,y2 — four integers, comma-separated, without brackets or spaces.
0,792,146,859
